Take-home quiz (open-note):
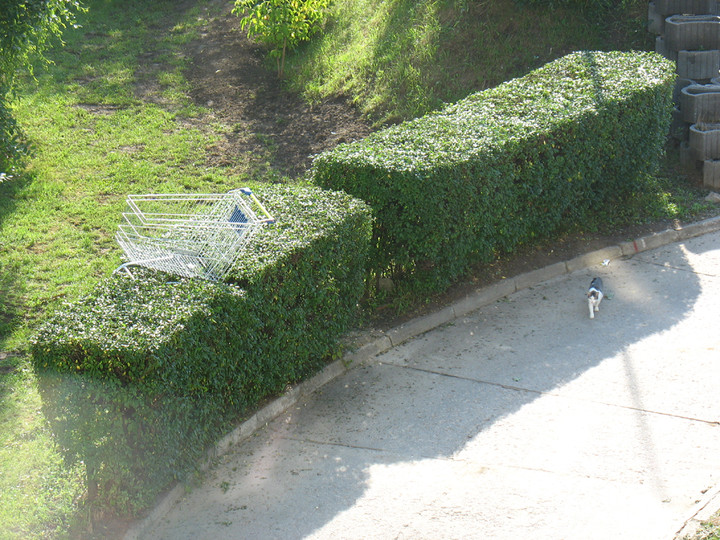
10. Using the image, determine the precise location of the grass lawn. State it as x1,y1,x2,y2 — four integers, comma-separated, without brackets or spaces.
0,0,717,537
286,0,652,124
0,0,257,537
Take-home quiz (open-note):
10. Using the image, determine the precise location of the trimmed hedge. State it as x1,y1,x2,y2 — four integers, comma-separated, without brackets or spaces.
310,51,676,292
30,184,372,515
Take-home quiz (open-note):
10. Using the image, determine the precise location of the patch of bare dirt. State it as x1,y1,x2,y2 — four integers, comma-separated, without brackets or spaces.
0,351,19,374
181,2,372,179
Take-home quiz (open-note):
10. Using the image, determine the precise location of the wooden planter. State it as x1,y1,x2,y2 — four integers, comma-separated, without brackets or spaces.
680,84,720,123
689,122,720,159
677,50,720,80
665,15,720,52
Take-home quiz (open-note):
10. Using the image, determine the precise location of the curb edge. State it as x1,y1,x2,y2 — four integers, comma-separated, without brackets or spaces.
125,214,720,540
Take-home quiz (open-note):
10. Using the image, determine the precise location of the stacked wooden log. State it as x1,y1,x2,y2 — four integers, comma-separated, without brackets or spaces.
650,0,720,188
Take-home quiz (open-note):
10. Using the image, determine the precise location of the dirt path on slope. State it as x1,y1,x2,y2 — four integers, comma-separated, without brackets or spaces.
180,2,372,179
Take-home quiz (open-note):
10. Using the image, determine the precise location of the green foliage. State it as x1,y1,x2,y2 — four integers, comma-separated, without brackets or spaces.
310,51,676,294
233,0,330,78
0,0,84,82
0,98,24,176
30,184,372,516
0,0,84,172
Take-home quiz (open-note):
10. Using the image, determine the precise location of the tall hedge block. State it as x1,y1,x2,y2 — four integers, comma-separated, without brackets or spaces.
310,51,676,291
30,184,372,515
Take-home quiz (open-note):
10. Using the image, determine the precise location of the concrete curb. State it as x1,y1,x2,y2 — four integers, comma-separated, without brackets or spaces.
125,214,720,540
674,483,720,539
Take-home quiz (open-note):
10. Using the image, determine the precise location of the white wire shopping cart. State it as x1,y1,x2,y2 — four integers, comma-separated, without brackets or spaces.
114,188,274,281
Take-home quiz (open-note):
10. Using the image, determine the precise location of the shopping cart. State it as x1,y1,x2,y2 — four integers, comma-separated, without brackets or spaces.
114,188,274,281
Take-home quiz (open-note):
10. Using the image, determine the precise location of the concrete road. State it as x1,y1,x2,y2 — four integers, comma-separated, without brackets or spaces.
143,230,720,540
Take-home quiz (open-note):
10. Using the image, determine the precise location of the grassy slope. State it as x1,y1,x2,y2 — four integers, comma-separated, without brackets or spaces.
0,1,246,537
0,0,715,537
1,1,243,351
286,0,652,124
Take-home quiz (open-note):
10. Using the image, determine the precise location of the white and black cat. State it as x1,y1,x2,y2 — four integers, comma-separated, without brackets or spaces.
587,277,604,319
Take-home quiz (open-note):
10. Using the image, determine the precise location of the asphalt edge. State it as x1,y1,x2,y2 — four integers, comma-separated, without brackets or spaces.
125,214,720,540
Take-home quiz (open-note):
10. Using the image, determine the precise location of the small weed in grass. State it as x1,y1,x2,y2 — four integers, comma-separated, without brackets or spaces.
685,510,720,540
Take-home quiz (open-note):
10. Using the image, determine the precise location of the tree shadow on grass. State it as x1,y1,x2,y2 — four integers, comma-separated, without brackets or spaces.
0,174,32,351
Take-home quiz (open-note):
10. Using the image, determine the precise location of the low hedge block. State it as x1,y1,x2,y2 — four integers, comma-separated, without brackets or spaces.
310,51,676,292
30,184,372,515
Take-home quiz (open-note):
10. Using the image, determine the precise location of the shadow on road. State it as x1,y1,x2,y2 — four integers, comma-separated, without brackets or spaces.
148,234,720,539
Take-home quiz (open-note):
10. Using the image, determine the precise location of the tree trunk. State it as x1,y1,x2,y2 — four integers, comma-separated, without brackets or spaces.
279,38,287,79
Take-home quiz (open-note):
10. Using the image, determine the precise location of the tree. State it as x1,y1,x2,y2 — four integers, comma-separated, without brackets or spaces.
0,0,84,175
232,0,330,78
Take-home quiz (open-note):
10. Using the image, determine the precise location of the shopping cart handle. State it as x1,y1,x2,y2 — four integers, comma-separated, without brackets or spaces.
237,187,274,224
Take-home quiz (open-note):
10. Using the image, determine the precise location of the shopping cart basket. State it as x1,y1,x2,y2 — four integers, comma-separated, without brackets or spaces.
114,188,274,281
